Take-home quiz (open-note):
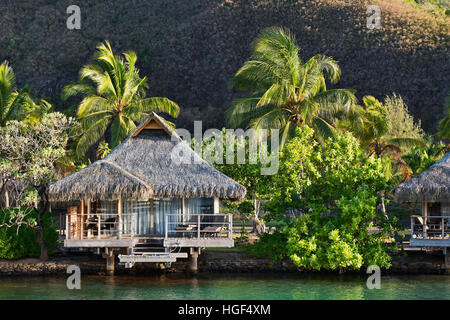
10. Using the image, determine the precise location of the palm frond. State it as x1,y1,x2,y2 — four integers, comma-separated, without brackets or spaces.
61,82,96,100
386,137,426,149
77,96,111,118
75,116,110,157
138,97,180,117
311,116,336,140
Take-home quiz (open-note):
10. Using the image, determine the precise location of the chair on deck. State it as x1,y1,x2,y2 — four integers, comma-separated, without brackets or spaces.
101,217,117,236
85,216,99,238
174,216,198,238
201,215,227,238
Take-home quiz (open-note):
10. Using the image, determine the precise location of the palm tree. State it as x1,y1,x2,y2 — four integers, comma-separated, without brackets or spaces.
25,99,54,124
62,41,180,159
403,135,446,177
338,96,424,180
227,27,356,148
0,61,36,126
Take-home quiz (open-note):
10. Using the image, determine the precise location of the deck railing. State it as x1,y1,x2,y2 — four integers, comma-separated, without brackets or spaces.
165,214,233,240
411,215,450,240
65,212,233,241
65,211,135,240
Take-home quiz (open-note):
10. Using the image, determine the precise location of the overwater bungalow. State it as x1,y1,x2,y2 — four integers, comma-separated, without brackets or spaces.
48,112,246,274
391,152,449,267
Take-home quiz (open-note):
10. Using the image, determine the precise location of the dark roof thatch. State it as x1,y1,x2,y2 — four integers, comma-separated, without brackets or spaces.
49,112,246,201
391,152,450,202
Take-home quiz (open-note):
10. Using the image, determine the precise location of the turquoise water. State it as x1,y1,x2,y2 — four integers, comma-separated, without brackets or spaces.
0,274,448,300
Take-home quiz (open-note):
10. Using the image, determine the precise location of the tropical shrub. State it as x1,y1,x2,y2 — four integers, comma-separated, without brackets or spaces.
384,93,425,144
403,136,446,176
337,95,424,181
248,126,397,271
0,209,58,259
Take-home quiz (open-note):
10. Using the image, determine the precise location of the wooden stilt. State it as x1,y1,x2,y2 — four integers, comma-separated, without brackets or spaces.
188,248,199,273
106,248,115,276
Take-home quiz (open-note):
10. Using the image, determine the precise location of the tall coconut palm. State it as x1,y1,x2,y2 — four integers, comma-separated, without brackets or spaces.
0,61,36,126
338,96,424,180
62,41,180,159
227,27,356,149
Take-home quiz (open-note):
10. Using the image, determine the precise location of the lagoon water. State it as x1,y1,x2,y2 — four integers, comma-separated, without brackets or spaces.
0,274,448,300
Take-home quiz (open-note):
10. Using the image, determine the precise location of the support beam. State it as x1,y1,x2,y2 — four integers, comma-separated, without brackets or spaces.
97,210,101,240
188,249,199,273
214,197,220,214
422,201,428,239
150,199,154,234
105,248,115,276
117,198,122,240
80,199,84,240
65,209,70,240
86,200,91,238
182,198,186,223
444,248,449,270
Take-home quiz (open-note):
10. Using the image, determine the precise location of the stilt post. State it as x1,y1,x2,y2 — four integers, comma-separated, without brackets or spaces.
188,249,199,273
106,248,115,276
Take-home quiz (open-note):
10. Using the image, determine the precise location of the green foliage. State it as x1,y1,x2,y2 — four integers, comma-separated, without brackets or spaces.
0,112,73,260
62,41,180,160
384,94,425,147
227,27,356,149
96,141,111,160
0,61,42,127
403,0,450,15
249,127,396,271
0,209,58,259
337,94,425,180
402,135,446,176
200,128,273,199
238,201,254,217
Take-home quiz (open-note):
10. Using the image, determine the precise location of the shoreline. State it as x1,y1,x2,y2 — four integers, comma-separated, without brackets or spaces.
0,250,448,277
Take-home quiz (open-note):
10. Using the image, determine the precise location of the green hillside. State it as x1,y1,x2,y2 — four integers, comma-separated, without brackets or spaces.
0,0,448,132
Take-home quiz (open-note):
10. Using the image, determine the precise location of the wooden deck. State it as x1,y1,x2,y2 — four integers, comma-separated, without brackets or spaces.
410,215,450,247
64,212,234,249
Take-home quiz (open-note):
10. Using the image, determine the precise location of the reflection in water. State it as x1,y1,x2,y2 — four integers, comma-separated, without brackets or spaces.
0,273,448,300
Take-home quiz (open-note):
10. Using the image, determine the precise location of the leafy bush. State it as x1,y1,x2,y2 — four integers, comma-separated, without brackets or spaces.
249,127,398,271
0,209,59,259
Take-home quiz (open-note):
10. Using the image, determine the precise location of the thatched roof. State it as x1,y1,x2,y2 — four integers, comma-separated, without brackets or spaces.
49,112,246,201
391,152,450,202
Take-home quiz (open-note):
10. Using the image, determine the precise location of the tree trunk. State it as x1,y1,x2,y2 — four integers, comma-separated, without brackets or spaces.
36,185,50,261
380,191,394,239
0,182,9,209
36,225,48,261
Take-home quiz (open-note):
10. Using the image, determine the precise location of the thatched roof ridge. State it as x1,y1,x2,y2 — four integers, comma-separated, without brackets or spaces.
391,152,450,202
49,112,246,201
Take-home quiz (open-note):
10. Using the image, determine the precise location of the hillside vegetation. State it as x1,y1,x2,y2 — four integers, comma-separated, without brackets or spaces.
0,0,448,132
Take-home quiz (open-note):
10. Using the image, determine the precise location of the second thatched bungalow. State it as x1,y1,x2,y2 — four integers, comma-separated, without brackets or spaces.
391,152,450,267
48,112,246,273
